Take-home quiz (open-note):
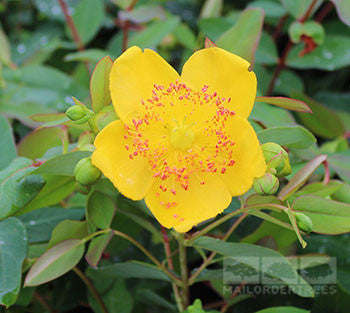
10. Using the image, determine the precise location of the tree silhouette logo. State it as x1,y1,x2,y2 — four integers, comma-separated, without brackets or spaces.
224,258,260,284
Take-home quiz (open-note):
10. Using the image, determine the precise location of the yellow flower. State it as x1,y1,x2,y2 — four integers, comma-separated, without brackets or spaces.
92,46,266,232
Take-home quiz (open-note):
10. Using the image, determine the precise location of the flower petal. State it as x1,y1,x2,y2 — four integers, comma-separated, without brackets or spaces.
92,120,155,200
145,174,232,232
110,46,179,122
181,47,257,118
220,116,266,196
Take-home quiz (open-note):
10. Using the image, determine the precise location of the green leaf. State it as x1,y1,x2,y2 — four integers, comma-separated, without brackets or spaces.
242,212,297,253
129,16,180,49
291,181,343,201
65,49,110,63
70,0,105,45
274,70,305,96
255,97,312,113
254,307,310,313
250,101,296,128
89,261,171,281
0,22,12,67
257,126,316,149
18,127,65,160
13,174,46,209
32,151,91,176
90,56,113,113
0,115,16,170
174,23,197,50
135,288,176,311
18,175,75,215
48,220,89,248
87,191,116,229
1,65,87,125
280,0,323,19
118,5,165,23
292,195,350,234
0,218,27,306
283,205,307,248
85,231,114,267
331,0,350,26
24,239,85,286
200,0,223,18
198,17,232,41
292,92,345,139
88,278,133,313
216,8,264,65
0,157,35,219
248,0,287,18
328,150,350,184
192,237,314,297
18,207,85,243
255,31,278,65
286,35,350,71
118,209,162,243
278,155,327,201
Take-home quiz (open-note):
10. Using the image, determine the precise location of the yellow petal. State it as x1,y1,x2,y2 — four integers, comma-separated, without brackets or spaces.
145,174,232,232
92,120,155,200
220,116,266,196
181,47,257,118
110,46,179,122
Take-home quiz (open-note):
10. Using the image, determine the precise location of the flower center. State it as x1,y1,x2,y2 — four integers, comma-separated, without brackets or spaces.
170,125,194,150
123,80,237,205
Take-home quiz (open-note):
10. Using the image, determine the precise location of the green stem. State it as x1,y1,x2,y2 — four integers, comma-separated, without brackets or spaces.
178,233,189,309
186,203,286,246
188,213,248,285
73,267,109,313
112,230,181,285
185,208,245,245
82,228,111,243
161,227,183,312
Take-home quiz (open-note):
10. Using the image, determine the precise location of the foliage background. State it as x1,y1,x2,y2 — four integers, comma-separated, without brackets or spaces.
0,0,349,312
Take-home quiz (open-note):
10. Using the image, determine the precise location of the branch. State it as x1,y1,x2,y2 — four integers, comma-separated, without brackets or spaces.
73,267,109,313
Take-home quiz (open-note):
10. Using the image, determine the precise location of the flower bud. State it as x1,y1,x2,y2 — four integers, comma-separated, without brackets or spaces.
66,105,93,124
261,142,291,178
253,173,279,195
295,212,313,233
74,157,101,186
66,105,86,121
75,181,91,194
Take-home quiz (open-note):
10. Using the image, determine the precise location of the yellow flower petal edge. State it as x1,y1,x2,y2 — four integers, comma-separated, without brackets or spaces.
109,46,179,122
181,47,257,118
93,46,266,232
92,120,155,200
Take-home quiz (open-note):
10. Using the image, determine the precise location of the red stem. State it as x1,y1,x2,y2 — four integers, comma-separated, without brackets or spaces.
273,14,288,41
266,0,320,96
323,160,330,185
220,282,246,313
161,226,174,270
121,0,139,52
315,1,334,22
57,0,84,50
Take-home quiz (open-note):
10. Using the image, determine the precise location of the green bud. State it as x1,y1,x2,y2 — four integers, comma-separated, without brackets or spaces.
75,181,91,194
289,21,304,43
74,157,101,186
331,183,350,204
261,142,291,177
295,212,313,233
66,105,93,124
66,105,86,121
253,173,279,195
303,21,325,45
